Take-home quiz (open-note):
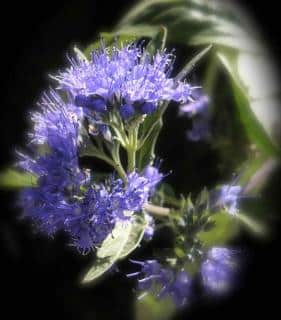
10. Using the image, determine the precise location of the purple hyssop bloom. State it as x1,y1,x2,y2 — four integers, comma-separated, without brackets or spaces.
17,91,163,254
54,43,193,117
143,213,155,241
217,185,242,215
180,92,211,141
128,260,191,307
201,247,239,295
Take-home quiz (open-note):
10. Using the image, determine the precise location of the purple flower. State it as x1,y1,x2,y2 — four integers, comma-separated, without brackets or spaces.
120,103,135,119
143,213,155,241
180,95,209,117
124,172,152,211
142,165,163,191
187,117,211,142
140,102,157,114
201,247,239,295
108,168,163,220
128,260,164,290
54,43,193,116
217,185,242,215
159,271,191,307
66,186,116,253
128,260,191,307
17,91,86,199
180,92,211,142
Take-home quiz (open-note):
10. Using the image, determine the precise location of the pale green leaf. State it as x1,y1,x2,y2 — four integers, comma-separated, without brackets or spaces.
146,26,168,55
82,221,132,283
119,213,147,259
236,212,267,237
217,50,280,157
0,169,37,189
135,293,175,320
197,212,239,246
175,44,212,81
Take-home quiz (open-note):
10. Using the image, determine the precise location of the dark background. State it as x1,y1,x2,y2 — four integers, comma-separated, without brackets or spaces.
1,1,280,319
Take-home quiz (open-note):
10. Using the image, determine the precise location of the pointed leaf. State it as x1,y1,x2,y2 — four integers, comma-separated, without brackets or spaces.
119,213,147,259
218,51,280,157
82,221,132,283
197,212,239,247
175,44,212,81
0,169,37,189
146,26,168,55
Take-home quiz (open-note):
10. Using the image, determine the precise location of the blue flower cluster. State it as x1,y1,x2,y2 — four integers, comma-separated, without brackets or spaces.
180,91,211,141
128,260,191,307
211,184,242,215
129,247,238,306
54,43,192,119
201,247,239,295
17,91,162,253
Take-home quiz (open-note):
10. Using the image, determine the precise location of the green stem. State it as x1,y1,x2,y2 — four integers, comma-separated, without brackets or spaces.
137,118,161,150
144,203,170,217
127,148,136,172
163,195,182,208
126,120,140,172
81,143,127,182
94,152,127,182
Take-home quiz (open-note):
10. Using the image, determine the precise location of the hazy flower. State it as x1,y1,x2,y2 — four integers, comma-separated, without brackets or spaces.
180,92,211,141
143,213,155,241
128,260,191,307
217,185,242,215
201,247,239,295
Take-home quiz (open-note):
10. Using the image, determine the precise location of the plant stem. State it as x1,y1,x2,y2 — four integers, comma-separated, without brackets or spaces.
144,203,170,217
81,143,127,182
94,152,127,183
163,195,182,208
127,148,136,172
127,120,140,172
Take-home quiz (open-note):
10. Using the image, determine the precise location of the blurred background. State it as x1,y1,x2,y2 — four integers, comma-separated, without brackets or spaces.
1,1,280,319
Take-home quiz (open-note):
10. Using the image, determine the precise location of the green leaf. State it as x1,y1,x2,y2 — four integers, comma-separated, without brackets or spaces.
116,0,186,28
217,50,280,157
119,213,147,259
137,101,169,170
146,26,168,55
137,121,162,170
84,24,160,60
82,221,132,284
84,32,138,59
175,44,212,81
0,169,37,189
114,24,159,38
197,212,239,247
236,212,267,237
135,293,175,320
242,157,279,195
116,0,281,156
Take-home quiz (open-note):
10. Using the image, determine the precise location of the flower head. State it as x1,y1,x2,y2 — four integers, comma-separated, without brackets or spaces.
143,213,155,241
142,165,163,191
54,43,192,116
201,247,239,295
180,91,211,142
180,94,209,117
217,185,242,215
159,271,191,307
128,260,191,307
18,92,162,254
